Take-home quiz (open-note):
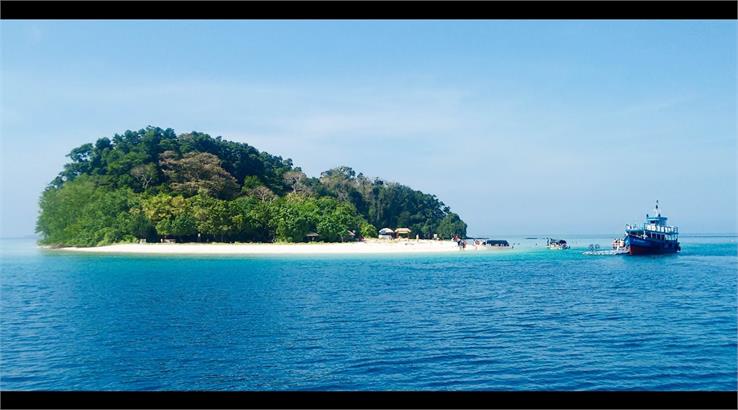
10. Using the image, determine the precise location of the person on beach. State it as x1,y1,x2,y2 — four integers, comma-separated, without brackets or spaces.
454,235,465,249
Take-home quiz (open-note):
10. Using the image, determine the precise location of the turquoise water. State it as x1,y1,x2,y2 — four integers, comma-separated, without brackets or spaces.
1,236,736,391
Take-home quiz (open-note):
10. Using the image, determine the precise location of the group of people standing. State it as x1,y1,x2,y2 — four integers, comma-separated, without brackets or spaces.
452,234,466,249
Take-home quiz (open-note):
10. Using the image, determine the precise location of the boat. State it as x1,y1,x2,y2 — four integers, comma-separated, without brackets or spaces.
623,201,680,255
612,238,626,251
483,239,511,249
583,247,628,256
546,238,570,250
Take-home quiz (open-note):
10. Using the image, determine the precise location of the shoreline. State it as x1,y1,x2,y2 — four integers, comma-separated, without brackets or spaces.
53,239,506,255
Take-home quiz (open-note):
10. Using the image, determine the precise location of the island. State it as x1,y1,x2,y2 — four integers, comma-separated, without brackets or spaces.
37,127,468,252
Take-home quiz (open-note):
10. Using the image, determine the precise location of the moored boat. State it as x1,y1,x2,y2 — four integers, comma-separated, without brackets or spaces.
546,238,569,250
483,239,511,249
624,201,680,255
612,238,626,251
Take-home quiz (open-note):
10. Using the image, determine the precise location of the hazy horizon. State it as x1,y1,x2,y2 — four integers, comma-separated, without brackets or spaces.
2,20,736,237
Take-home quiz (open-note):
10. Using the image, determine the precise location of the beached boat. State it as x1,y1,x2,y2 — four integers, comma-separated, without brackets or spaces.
546,238,569,250
483,239,511,249
624,201,680,255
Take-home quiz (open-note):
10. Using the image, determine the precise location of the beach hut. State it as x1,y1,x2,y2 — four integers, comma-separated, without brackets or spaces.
378,228,394,240
395,228,411,239
306,232,320,242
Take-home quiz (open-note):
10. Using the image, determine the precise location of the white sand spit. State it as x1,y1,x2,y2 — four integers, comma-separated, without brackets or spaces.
56,239,499,255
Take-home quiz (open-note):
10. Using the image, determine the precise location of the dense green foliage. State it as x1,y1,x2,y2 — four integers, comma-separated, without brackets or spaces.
37,127,467,246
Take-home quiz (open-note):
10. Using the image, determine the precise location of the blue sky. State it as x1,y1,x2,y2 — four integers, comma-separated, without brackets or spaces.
1,20,736,237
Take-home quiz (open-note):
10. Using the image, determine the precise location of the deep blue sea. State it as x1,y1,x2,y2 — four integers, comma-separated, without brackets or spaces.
1,235,736,391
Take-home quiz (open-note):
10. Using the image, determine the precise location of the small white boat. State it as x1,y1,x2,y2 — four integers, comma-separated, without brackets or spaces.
612,238,627,251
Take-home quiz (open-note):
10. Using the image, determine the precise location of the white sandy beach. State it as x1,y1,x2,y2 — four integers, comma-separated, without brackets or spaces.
56,239,503,255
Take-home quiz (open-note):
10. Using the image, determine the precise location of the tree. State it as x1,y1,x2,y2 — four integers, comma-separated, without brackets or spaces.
249,185,276,202
36,176,138,246
436,212,467,239
167,212,198,239
160,151,239,199
57,143,94,184
189,194,241,242
244,197,278,242
320,166,357,202
241,175,262,191
359,220,378,238
273,194,319,242
229,196,262,242
141,193,196,240
283,170,312,195
130,163,158,191
128,205,156,241
317,200,359,242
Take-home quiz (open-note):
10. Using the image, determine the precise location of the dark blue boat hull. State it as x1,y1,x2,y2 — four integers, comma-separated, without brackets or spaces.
626,234,680,255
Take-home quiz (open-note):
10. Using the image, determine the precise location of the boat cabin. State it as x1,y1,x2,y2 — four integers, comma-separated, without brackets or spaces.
625,201,679,241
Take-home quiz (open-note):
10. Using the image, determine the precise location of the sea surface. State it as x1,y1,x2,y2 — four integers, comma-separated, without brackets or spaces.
1,235,736,391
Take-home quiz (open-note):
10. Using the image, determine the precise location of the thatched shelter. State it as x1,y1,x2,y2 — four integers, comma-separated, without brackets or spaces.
306,232,320,242
394,228,411,238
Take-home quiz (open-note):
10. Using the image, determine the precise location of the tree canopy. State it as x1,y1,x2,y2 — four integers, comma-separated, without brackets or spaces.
37,127,467,246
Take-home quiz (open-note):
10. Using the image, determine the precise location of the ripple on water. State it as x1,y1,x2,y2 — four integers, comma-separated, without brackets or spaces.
0,238,736,390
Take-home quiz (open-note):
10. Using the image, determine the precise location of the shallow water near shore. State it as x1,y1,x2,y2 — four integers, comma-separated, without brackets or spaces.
1,236,736,390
